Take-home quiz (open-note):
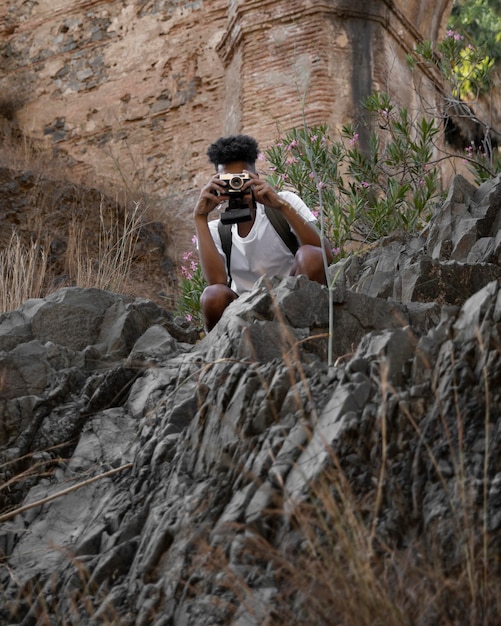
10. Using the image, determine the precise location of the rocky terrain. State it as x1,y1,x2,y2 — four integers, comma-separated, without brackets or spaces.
1,172,501,624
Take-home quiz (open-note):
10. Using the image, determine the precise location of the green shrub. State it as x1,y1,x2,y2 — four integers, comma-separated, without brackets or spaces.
175,239,206,328
265,93,441,253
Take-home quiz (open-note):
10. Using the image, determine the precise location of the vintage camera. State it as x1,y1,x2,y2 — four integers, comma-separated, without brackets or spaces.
218,172,253,224
218,172,251,194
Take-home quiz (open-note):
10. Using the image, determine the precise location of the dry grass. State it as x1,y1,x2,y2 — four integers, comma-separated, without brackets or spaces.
191,452,499,626
0,121,189,313
182,328,501,626
64,199,144,294
0,232,48,312
1,319,500,625
0,200,144,313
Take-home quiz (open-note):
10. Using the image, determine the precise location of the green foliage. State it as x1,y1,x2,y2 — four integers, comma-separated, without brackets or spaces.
265,93,441,251
407,7,501,184
175,244,206,328
408,1,501,100
409,30,495,100
448,0,501,65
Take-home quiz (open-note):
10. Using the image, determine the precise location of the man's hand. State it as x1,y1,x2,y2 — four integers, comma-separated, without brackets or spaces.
241,170,333,264
193,175,229,286
194,174,231,218
241,170,285,209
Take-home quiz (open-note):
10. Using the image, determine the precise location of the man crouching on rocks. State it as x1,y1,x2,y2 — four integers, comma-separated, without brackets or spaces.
193,134,333,331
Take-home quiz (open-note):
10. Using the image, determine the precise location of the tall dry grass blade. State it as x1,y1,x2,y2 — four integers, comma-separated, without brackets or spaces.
0,463,133,524
65,199,143,294
0,232,47,312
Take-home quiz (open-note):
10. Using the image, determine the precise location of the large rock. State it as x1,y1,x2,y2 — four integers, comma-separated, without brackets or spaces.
328,174,501,304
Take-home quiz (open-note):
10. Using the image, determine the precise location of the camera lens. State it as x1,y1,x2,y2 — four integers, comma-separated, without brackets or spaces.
230,176,244,189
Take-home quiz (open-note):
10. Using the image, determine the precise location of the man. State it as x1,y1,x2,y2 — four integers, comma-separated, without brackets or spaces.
194,134,333,331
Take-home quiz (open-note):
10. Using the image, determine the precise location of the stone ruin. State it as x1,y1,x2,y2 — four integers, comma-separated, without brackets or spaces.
0,1,453,196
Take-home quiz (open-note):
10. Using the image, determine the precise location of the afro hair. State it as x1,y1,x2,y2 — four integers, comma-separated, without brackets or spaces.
207,135,259,169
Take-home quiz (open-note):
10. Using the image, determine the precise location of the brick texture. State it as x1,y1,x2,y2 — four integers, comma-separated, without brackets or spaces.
0,0,454,199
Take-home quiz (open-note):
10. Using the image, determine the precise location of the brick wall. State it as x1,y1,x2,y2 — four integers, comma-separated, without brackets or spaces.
0,0,454,199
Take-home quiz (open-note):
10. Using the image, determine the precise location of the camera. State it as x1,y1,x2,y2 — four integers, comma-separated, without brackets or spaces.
218,172,253,224
218,172,251,194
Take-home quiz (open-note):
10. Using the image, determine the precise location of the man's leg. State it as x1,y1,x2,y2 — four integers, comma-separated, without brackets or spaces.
200,284,238,331
290,244,327,284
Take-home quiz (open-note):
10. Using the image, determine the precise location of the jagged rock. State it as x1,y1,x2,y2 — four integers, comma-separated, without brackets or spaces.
1,176,501,625
328,173,501,305
427,174,501,260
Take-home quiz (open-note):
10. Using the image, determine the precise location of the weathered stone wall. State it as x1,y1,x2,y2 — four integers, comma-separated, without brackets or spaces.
0,0,453,197
218,0,453,141
0,1,228,196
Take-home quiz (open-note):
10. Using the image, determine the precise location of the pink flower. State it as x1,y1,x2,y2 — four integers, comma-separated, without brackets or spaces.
288,140,298,149
361,181,370,188
311,209,319,218
446,29,463,41
349,133,359,145
285,156,298,165
257,152,265,161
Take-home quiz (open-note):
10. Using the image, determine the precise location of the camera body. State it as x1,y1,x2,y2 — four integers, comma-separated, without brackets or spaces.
218,172,253,224
218,172,251,195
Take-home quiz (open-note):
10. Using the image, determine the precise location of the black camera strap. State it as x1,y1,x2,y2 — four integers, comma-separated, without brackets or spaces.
217,205,299,287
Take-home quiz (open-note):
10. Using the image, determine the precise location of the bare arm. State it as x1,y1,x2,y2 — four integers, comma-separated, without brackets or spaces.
193,175,229,285
243,171,334,263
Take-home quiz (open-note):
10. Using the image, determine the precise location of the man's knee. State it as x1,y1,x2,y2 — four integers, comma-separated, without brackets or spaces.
293,245,326,283
200,284,238,331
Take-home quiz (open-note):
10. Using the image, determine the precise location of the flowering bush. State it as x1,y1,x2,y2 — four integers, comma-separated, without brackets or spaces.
409,29,501,184
446,0,501,96
266,93,441,252
176,238,206,327
411,30,494,100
